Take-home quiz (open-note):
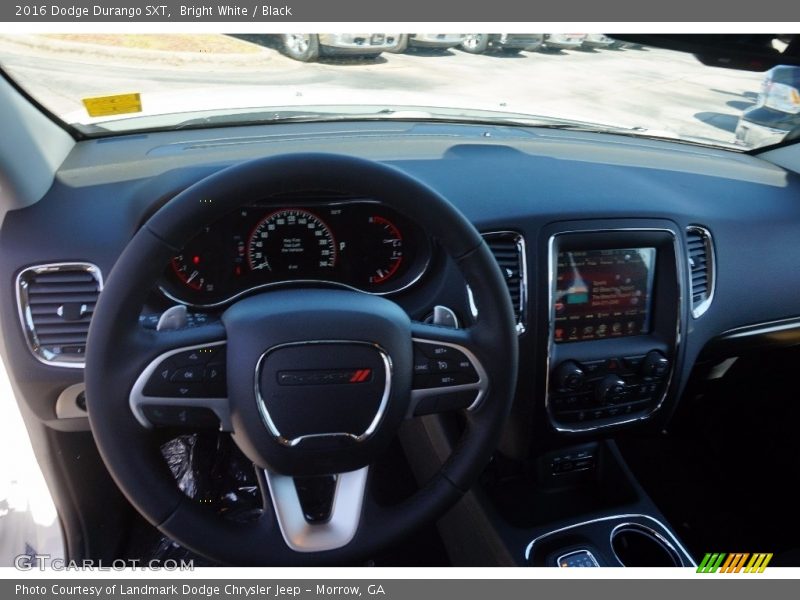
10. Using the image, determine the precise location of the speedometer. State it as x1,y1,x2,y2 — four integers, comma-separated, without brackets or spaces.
247,209,337,275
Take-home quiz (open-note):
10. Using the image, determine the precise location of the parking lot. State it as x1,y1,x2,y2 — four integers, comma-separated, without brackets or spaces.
0,34,766,147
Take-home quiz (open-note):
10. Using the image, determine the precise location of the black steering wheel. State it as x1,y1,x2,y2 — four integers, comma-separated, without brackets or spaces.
85,153,518,565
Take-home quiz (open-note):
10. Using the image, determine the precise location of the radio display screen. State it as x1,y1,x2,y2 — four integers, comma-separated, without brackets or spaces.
554,247,656,343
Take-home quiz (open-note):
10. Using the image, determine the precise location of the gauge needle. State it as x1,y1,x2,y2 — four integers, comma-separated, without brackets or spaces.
186,270,199,284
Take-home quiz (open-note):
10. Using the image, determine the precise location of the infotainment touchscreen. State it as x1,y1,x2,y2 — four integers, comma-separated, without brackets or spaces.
554,247,656,343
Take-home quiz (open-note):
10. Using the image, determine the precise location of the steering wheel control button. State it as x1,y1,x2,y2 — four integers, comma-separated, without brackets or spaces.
204,363,225,382
416,343,458,360
142,345,227,398
412,342,479,389
141,405,220,428
170,365,203,382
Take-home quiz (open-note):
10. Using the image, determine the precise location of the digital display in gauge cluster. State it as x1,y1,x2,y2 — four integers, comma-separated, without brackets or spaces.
162,200,430,306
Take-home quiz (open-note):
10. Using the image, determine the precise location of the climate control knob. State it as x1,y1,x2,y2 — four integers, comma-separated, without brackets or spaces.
555,361,585,392
641,351,670,378
596,375,627,405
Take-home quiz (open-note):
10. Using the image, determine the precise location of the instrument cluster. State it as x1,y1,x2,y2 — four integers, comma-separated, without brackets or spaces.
159,199,431,307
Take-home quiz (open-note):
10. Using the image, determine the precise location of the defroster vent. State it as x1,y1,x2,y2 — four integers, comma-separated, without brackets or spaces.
16,263,103,367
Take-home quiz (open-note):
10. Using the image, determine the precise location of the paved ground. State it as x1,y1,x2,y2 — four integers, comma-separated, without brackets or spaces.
0,34,765,147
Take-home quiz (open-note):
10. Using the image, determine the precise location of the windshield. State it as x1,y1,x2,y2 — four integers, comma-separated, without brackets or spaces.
0,32,795,150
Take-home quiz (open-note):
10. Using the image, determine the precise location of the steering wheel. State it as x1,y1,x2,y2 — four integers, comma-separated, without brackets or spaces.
85,153,518,565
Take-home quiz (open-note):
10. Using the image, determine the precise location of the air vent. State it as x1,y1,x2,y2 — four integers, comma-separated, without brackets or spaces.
686,226,715,318
16,263,103,368
483,232,527,333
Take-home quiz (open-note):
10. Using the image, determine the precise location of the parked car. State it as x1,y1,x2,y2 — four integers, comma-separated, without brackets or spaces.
542,33,587,50
735,65,800,147
387,34,466,53
582,34,616,49
459,34,544,54
278,33,401,62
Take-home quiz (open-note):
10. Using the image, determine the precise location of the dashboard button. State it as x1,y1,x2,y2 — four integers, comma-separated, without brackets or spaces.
561,393,591,410
581,360,606,377
641,350,670,378
623,355,646,371
555,361,585,392
595,375,627,405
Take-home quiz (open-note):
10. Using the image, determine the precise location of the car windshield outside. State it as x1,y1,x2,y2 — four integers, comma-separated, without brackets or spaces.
0,32,796,150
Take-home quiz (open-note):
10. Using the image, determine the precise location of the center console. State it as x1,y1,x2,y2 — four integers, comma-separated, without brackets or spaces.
544,226,682,432
525,513,694,567
402,220,692,568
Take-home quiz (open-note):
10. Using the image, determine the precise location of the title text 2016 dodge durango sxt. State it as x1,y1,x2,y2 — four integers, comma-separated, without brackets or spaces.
1,33,800,567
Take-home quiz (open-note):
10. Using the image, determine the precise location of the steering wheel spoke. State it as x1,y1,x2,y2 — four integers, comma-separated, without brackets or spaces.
129,324,231,431
261,466,369,552
408,322,489,418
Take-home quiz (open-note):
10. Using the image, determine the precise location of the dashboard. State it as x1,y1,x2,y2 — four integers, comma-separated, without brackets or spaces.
3,119,800,453
158,200,431,307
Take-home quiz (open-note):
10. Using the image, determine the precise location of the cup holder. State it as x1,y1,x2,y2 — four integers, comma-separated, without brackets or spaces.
610,523,682,567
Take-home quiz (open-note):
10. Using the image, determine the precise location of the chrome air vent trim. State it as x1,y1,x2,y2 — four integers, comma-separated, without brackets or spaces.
482,231,528,334
16,262,103,368
686,225,715,318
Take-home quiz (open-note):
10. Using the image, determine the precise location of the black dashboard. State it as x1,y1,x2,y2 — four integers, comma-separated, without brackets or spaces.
3,120,800,455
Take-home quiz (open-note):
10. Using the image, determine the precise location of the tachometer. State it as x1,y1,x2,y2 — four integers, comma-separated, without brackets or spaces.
247,209,337,275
